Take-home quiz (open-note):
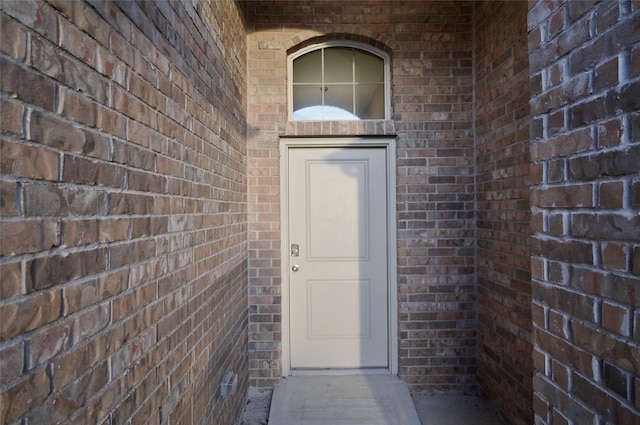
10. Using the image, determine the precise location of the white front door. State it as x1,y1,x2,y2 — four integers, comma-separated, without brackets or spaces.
288,147,388,369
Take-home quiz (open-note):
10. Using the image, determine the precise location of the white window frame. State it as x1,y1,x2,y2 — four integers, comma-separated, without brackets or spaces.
287,41,391,121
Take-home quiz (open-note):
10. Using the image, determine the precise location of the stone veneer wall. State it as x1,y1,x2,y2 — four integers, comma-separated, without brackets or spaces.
0,1,248,424
528,0,640,423
246,0,478,393
474,2,532,425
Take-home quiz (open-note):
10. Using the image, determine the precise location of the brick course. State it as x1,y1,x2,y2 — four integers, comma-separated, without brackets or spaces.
529,0,640,423
0,1,248,425
475,2,533,422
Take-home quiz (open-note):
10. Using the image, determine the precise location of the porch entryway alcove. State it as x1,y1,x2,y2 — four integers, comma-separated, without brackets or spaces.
246,1,531,424
3,1,636,424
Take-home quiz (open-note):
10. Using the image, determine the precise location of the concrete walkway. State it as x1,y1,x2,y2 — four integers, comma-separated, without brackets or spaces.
268,375,421,425
412,394,504,425
240,375,504,425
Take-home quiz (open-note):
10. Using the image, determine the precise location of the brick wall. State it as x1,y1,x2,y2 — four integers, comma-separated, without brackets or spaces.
474,2,532,425
6,1,636,423
528,0,640,423
246,0,477,392
0,1,248,424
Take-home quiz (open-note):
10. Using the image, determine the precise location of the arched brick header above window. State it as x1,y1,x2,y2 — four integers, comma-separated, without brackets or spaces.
284,30,396,57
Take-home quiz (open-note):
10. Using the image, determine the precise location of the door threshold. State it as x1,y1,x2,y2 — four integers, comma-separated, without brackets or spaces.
290,368,390,376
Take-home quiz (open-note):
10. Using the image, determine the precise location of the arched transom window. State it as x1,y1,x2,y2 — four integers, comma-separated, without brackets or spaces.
290,43,389,120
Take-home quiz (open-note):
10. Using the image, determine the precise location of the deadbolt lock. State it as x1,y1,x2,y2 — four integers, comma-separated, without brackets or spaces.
291,244,299,257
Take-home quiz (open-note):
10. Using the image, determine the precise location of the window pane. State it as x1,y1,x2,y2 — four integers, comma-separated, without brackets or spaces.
355,84,384,119
293,50,322,83
293,85,323,112
324,48,353,83
355,50,383,83
295,106,359,120
324,84,354,117
291,46,386,120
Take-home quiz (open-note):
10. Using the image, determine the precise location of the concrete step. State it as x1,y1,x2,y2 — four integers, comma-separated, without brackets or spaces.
268,374,421,425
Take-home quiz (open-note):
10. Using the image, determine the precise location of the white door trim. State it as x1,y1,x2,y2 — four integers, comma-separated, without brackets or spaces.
280,136,398,376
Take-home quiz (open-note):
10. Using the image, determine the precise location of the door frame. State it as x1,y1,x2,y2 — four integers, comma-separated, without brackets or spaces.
280,136,398,376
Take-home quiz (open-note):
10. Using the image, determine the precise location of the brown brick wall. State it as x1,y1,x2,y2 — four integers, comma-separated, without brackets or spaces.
0,1,248,424
474,2,532,425
246,1,478,392
528,0,640,423
5,1,635,423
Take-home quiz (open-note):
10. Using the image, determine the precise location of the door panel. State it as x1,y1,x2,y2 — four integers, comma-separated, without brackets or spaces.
289,147,388,369
307,158,369,260
308,280,371,338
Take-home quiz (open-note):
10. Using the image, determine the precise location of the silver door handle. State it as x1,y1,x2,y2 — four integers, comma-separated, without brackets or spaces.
291,265,299,272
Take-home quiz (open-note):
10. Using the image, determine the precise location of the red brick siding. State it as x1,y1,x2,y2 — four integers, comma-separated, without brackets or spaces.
474,2,532,425
247,1,477,393
528,0,640,423
0,1,248,424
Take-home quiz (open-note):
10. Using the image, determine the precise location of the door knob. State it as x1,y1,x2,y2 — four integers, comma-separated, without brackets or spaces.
291,265,299,272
